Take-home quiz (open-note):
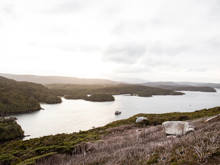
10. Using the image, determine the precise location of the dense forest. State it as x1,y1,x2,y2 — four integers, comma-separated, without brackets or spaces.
48,84,183,101
0,76,61,115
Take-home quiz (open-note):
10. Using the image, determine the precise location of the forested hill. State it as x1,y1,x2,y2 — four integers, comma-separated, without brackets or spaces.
0,76,61,116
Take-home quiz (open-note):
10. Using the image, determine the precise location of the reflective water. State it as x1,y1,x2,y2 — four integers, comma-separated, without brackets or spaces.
14,89,220,139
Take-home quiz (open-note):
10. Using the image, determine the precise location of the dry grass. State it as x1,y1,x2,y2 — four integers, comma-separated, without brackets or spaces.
37,118,220,165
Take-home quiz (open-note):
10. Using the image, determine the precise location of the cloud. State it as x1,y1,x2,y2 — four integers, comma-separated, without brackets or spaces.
103,43,146,64
0,0,220,82
43,0,88,14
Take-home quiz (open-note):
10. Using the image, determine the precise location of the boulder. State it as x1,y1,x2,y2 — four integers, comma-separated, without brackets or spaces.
162,121,194,136
136,117,148,124
115,111,121,115
205,115,220,123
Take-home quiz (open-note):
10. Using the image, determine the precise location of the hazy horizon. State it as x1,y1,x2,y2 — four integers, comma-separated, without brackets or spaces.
1,0,220,83
1,72,220,84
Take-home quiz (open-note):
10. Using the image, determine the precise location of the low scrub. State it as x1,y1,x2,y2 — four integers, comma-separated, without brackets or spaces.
0,107,219,165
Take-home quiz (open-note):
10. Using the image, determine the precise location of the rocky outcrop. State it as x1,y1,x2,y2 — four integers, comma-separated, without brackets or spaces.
162,121,194,136
136,117,148,124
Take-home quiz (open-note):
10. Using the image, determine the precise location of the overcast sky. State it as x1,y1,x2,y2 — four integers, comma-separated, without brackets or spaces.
0,0,220,83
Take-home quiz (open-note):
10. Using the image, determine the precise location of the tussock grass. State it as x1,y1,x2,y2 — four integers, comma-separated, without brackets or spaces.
38,118,220,165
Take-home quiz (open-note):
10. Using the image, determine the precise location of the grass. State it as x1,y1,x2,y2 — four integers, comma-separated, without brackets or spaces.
0,107,219,165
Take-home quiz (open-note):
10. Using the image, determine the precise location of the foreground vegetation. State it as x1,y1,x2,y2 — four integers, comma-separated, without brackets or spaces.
39,115,220,165
48,84,183,102
0,76,61,115
0,107,219,165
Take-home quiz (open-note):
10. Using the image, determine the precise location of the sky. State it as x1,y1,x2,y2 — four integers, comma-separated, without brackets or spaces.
0,0,220,83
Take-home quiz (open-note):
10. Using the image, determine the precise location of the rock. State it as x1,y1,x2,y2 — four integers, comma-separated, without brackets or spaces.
162,121,194,136
136,117,148,124
205,115,220,123
115,111,121,115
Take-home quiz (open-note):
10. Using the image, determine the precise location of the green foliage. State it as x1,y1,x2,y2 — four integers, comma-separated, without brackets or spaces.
0,118,24,142
0,76,61,115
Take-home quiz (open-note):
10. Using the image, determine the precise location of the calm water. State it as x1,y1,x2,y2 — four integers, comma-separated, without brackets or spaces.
14,89,220,139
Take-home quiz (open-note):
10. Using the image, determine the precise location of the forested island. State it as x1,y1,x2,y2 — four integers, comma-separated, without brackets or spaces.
48,84,183,102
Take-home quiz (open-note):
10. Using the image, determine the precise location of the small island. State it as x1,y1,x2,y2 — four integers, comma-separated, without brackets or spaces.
85,94,115,102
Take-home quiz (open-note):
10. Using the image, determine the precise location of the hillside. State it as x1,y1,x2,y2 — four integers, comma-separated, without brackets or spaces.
48,84,183,101
143,82,217,92
0,107,219,165
151,85,216,92
0,76,61,115
0,73,117,85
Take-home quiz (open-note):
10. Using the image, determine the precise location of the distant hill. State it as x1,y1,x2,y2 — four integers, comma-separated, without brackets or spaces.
0,76,61,115
142,82,219,92
0,73,118,85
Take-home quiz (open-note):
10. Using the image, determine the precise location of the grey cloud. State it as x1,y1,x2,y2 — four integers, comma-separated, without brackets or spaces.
103,44,146,64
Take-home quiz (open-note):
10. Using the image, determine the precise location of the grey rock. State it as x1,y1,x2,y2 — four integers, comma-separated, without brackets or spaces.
162,121,194,136
136,117,148,123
